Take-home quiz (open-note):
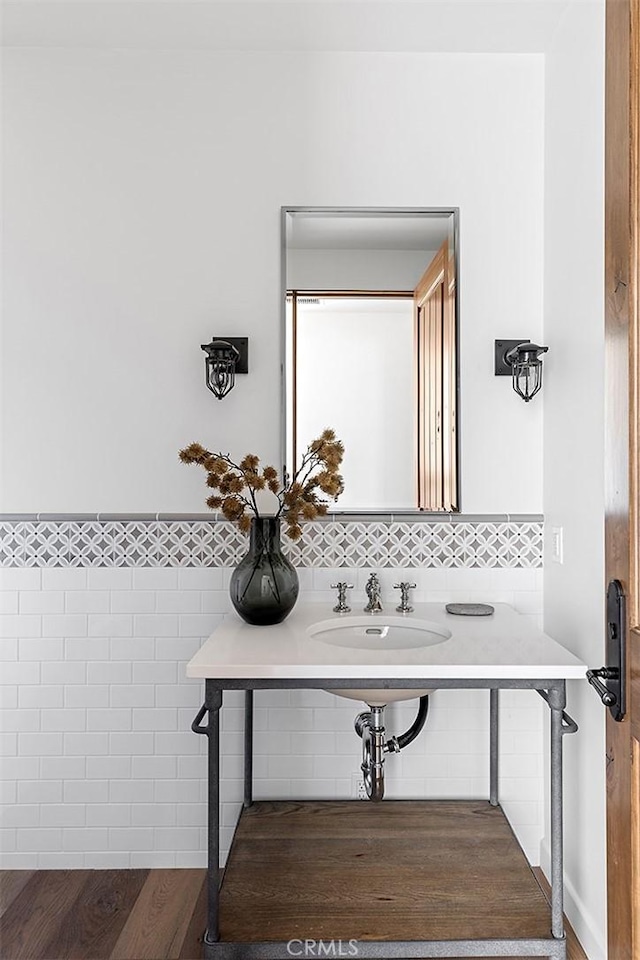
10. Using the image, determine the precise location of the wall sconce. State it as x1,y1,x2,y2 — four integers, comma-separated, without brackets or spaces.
495,339,548,402
200,337,248,400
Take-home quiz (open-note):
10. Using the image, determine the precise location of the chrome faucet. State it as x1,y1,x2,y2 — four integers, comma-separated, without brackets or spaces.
364,572,383,613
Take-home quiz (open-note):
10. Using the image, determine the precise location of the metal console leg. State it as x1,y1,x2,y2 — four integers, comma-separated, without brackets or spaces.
190,684,223,948
489,688,499,806
549,681,566,941
204,682,222,947
534,684,578,950
244,690,253,808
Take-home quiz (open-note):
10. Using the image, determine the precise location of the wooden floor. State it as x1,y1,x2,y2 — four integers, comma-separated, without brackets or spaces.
0,800,589,959
0,867,207,960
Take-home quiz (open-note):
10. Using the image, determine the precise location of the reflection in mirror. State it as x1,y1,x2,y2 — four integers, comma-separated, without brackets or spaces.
283,208,459,513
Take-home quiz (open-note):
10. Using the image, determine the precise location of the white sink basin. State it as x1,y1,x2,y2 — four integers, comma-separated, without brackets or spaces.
308,616,451,651
308,616,450,706
332,686,436,705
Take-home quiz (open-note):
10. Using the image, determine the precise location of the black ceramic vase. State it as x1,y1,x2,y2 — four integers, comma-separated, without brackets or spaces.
229,517,299,625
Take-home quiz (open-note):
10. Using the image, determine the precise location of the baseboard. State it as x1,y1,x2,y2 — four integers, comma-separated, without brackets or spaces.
540,840,606,960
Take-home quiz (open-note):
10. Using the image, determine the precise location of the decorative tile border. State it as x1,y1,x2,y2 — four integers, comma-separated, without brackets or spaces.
0,517,543,568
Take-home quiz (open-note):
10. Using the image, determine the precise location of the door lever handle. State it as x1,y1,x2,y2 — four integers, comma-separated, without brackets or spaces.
586,580,626,722
586,668,618,708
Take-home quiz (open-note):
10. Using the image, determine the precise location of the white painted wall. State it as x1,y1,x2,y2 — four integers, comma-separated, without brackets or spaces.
542,3,606,958
1,49,544,514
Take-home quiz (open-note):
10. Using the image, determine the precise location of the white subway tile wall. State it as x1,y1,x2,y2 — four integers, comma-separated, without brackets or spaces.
0,564,544,868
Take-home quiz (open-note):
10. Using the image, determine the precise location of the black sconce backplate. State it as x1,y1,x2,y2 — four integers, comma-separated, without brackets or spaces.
216,337,249,373
494,339,530,376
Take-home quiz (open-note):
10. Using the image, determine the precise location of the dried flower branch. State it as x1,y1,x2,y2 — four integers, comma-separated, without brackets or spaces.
179,430,344,540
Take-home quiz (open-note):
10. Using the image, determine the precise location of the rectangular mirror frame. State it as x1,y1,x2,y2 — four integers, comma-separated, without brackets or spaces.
280,206,461,516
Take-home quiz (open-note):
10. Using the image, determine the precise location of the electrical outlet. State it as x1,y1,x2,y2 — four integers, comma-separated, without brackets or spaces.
551,527,564,564
351,774,368,800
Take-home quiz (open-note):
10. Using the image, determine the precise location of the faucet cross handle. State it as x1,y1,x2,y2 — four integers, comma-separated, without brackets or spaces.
394,582,416,613
331,582,353,613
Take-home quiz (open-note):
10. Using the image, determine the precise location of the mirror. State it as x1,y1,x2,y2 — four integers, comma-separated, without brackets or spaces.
282,207,459,513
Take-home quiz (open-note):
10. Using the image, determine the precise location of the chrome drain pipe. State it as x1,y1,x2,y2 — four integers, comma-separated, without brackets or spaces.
355,705,386,801
355,696,430,801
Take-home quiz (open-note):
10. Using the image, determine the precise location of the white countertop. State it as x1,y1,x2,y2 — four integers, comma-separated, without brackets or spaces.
186,602,587,681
